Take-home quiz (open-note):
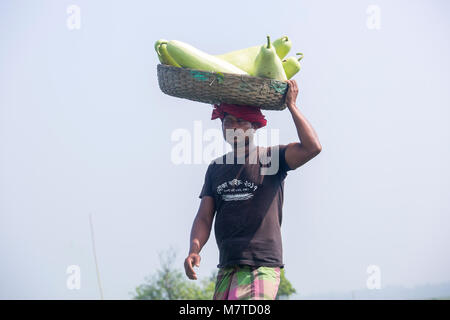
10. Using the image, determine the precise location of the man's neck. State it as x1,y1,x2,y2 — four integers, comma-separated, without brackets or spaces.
232,139,257,161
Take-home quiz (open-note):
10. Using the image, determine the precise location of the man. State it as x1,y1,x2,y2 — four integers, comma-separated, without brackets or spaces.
184,79,322,300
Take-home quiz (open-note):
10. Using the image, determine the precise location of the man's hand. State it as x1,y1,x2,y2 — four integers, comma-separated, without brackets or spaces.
285,79,299,109
184,253,201,280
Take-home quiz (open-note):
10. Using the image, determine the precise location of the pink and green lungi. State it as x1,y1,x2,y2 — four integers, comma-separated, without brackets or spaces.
213,265,281,300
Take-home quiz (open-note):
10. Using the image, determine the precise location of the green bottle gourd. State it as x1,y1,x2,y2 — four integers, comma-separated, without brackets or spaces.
282,53,304,79
154,39,181,67
166,40,247,74
215,35,292,74
251,35,287,81
271,36,292,60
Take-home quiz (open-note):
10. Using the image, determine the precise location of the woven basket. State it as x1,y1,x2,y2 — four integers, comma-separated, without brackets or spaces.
157,64,289,110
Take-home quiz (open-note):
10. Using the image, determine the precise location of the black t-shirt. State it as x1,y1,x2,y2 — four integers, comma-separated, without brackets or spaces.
198,144,293,269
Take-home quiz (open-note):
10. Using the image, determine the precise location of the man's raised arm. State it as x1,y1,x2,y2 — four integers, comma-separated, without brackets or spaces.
283,79,322,170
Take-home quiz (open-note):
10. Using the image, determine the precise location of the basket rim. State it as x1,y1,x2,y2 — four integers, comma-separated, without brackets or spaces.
157,63,289,85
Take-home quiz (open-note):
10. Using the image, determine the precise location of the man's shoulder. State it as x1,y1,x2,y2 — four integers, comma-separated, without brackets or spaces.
265,144,287,153
257,145,287,161
208,150,238,165
205,145,286,166
209,154,226,165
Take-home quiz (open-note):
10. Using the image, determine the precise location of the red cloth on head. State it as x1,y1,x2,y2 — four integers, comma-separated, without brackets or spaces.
211,102,267,129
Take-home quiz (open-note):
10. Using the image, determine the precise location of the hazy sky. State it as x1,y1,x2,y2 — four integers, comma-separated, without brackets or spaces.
1,0,449,299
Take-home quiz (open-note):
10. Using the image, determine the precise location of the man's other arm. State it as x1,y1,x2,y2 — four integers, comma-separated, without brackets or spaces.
184,195,215,280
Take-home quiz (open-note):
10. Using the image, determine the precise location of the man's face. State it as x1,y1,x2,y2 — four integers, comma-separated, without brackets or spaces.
221,113,257,146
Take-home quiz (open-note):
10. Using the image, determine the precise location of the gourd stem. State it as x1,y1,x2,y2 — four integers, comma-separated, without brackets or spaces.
156,41,169,56
156,43,163,56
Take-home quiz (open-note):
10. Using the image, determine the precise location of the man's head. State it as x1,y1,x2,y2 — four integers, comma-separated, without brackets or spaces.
221,112,258,146
211,102,267,146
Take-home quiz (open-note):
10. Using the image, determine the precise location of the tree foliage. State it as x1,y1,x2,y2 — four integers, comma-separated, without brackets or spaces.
132,248,296,300
276,268,297,299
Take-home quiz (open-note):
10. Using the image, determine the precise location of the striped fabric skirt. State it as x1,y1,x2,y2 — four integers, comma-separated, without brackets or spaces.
213,265,281,300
